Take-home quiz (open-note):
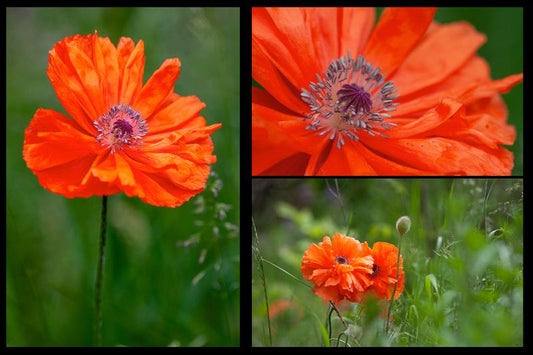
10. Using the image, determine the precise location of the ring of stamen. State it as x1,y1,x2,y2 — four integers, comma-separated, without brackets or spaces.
94,104,148,153
301,52,399,149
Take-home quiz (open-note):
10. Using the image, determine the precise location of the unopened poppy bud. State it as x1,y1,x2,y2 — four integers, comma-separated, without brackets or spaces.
396,216,411,236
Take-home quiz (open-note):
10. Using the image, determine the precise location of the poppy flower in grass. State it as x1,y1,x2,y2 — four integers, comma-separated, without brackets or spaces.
301,233,374,304
366,242,404,301
23,31,222,207
252,7,523,175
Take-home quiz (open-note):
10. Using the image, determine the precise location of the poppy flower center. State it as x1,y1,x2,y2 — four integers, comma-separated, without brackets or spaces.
335,256,349,265
371,264,380,277
301,52,399,149
112,119,134,138
94,104,148,153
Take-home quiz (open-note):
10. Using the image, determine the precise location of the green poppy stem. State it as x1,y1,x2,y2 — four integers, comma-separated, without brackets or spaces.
94,196,108,346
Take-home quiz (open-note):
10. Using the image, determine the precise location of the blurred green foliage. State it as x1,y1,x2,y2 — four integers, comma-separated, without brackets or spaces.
252,179,523,346
6,7,239,346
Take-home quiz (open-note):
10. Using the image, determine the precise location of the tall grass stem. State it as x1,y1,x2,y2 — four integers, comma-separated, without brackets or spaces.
252,217,272,346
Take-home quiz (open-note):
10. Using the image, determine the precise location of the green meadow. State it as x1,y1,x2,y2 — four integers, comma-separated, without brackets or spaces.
252,179,523,346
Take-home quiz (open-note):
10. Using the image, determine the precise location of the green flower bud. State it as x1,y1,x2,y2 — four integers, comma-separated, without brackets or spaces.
396,216,411,236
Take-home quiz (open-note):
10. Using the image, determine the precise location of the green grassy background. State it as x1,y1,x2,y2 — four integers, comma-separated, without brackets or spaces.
6,8,240,346
252,178,523,346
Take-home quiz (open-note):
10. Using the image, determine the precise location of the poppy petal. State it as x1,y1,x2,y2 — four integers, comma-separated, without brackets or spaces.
128,166,208,207
90,152,118,183
118,39,145,105
312,140,379,176
252,39,309,115
312,285,343,304
134,58,181,120
34,155,120,198
252,88,318,174
47,35,101,135
364,136,513,175
23,108,98,171
92,34,120,108
363,7,437,78
252,8,322,93
303,8,375,69
65,41,107,115
387,98,464,139
393,56,490,117
146,93,206,134
357,143,435,175
338,8,376,59
253,117,301,175
392,21,486,97
258,153,310,176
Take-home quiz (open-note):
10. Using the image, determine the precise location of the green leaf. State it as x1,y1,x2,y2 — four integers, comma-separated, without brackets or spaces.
425,274,439,301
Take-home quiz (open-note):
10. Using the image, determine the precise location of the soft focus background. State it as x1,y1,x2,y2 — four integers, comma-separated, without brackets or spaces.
252,179,523,346
6,8,239,346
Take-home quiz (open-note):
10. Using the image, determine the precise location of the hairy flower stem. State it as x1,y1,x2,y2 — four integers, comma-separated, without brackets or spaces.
386,233,403,334
329,301,349,330
94,196,108,346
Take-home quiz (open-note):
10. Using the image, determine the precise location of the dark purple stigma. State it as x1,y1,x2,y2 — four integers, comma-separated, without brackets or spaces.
336,83,372,115
112,119,133,138
372,264,380,276
335,256,349,265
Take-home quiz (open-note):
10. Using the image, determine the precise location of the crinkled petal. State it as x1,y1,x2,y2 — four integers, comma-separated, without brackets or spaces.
363,7,437,78
312,285,343,304
356,143,435,175
391,21,486,97
117,38,145,105
23,108,120,197
147,93,206,135
133,58,181,120
304,7,375,70
363,136,513,175
252,8,322,95
252,87,319,175
47,34,100,135
92,34,120,108
23,108,97,170
305,139,378,176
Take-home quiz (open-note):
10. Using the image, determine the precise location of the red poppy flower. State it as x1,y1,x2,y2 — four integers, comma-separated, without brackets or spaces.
301,233,374,304
367,242,404,300
252,7,523,175
23,31,221,207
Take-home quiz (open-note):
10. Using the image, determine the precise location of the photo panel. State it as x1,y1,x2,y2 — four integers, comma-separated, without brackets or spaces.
252,178,523,346
6,7,239,347
252,7,523,176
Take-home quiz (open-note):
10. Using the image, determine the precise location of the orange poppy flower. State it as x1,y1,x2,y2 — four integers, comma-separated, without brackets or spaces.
366,242,404,300
23,31,221,207
301,233,374,304
252,7,523,175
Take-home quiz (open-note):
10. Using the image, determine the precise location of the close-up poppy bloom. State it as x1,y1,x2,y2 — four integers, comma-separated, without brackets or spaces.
301,233,374,304
367,241,404,300
23,31,221,207
252,7,523,175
